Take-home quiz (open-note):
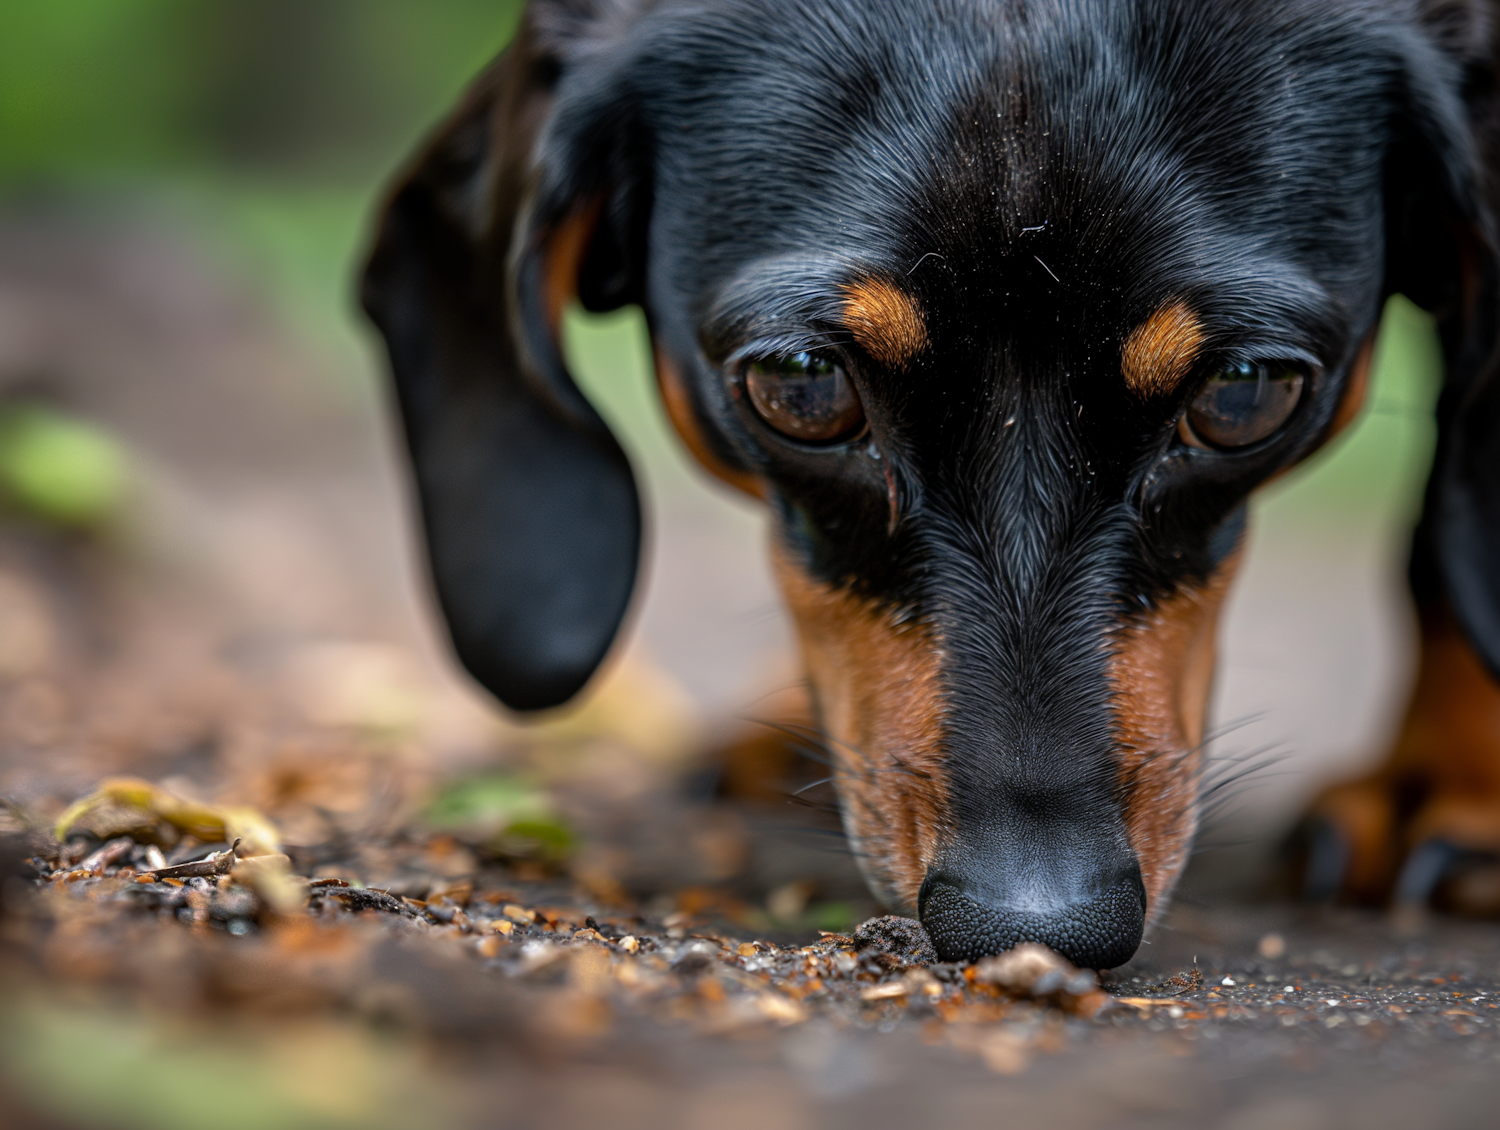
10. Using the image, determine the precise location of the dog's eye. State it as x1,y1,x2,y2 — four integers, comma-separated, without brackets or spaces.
744,352,865,443
1180,362,1304,450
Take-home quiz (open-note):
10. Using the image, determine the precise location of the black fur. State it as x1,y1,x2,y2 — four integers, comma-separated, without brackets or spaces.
362,0,1500,965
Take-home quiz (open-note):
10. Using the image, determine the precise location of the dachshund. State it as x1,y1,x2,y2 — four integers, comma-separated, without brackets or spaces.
361,0,1500,969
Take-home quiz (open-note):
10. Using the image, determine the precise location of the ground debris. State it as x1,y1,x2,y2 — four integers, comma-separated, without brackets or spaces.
19,763,1500,1097
851,915,938,965
15,787,1122,1068
969,943,1105,1015
142,838,241,880
1147,965,1204,996
312,886,421,919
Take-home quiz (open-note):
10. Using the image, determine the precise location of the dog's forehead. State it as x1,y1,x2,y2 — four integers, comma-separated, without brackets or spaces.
638,0,1405,332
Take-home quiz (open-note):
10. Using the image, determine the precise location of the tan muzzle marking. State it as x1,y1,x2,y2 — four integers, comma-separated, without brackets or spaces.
770,543,948,912
1109,552,1242,917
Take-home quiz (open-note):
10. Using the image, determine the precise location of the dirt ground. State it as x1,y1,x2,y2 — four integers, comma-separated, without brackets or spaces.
1,201,1497,1130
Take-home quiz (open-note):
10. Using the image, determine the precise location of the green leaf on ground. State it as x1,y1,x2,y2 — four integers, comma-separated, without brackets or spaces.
0,404,126,528
425,774,575,861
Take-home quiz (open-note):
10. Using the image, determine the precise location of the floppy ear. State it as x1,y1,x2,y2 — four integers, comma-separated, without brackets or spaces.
1391,7,1500,676
360,14,645,713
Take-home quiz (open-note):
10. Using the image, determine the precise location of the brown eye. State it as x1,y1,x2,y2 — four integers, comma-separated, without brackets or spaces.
744,352,865,443
1181,361,1305,449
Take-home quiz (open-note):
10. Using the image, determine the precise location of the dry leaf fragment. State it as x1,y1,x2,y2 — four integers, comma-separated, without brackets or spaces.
77,837,134,873
756,994,807,1025
144,839,242,881
55,778,281,856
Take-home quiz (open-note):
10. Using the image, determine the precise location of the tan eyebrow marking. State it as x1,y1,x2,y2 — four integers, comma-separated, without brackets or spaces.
842,278,928,370
1121,300,1205,397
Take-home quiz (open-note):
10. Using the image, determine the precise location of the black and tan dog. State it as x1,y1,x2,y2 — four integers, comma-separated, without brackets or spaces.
361,0,1500,969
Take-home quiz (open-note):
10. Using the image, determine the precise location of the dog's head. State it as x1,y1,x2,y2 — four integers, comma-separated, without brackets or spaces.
362,0,1500,967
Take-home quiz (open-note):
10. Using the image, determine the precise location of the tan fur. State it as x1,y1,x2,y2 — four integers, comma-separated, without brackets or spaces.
1121,301,1205,397
1109,553,1242,916
542,202,602,330
654,348,766,498
1311,608,1500,904
1327,336,1376,441
842,279,928,370
771,543,948,912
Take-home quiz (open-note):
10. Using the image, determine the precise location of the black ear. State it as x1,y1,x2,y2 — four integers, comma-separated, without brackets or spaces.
1385,8,1500,676
360,13,646,712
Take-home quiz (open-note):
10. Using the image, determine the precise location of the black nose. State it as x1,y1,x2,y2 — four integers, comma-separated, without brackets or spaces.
919,865,1147,969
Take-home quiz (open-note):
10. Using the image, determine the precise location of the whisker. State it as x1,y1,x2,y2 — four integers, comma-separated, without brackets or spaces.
791,776,836,797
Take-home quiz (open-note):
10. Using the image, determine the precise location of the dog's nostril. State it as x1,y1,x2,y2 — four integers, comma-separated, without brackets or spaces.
919,868,1147,969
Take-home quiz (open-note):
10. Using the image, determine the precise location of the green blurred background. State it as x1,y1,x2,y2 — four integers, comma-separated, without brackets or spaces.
0,0,524,388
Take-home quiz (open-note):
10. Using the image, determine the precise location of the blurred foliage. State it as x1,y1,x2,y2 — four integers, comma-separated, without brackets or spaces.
805,902,858,933
0,2,527,407
1,1001,450,1130
426,774,576,862
0,0,523,183
0,403,126,529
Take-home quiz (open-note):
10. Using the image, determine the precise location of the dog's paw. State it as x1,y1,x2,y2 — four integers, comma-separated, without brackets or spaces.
1293,611,1500,914
1295,771,1500,913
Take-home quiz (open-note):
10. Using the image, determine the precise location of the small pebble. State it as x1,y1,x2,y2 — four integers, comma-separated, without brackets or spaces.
1257,932,1286,960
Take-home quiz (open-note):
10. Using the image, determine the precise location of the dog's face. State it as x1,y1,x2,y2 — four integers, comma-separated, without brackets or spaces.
364,0,1499,967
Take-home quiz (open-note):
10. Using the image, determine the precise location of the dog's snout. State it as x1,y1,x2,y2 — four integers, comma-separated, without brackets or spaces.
918,862,1147,970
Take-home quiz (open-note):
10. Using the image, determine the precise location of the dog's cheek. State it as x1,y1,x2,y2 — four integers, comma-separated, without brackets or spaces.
1109,554,1243,917
653,347,765,498
769,542,949,913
